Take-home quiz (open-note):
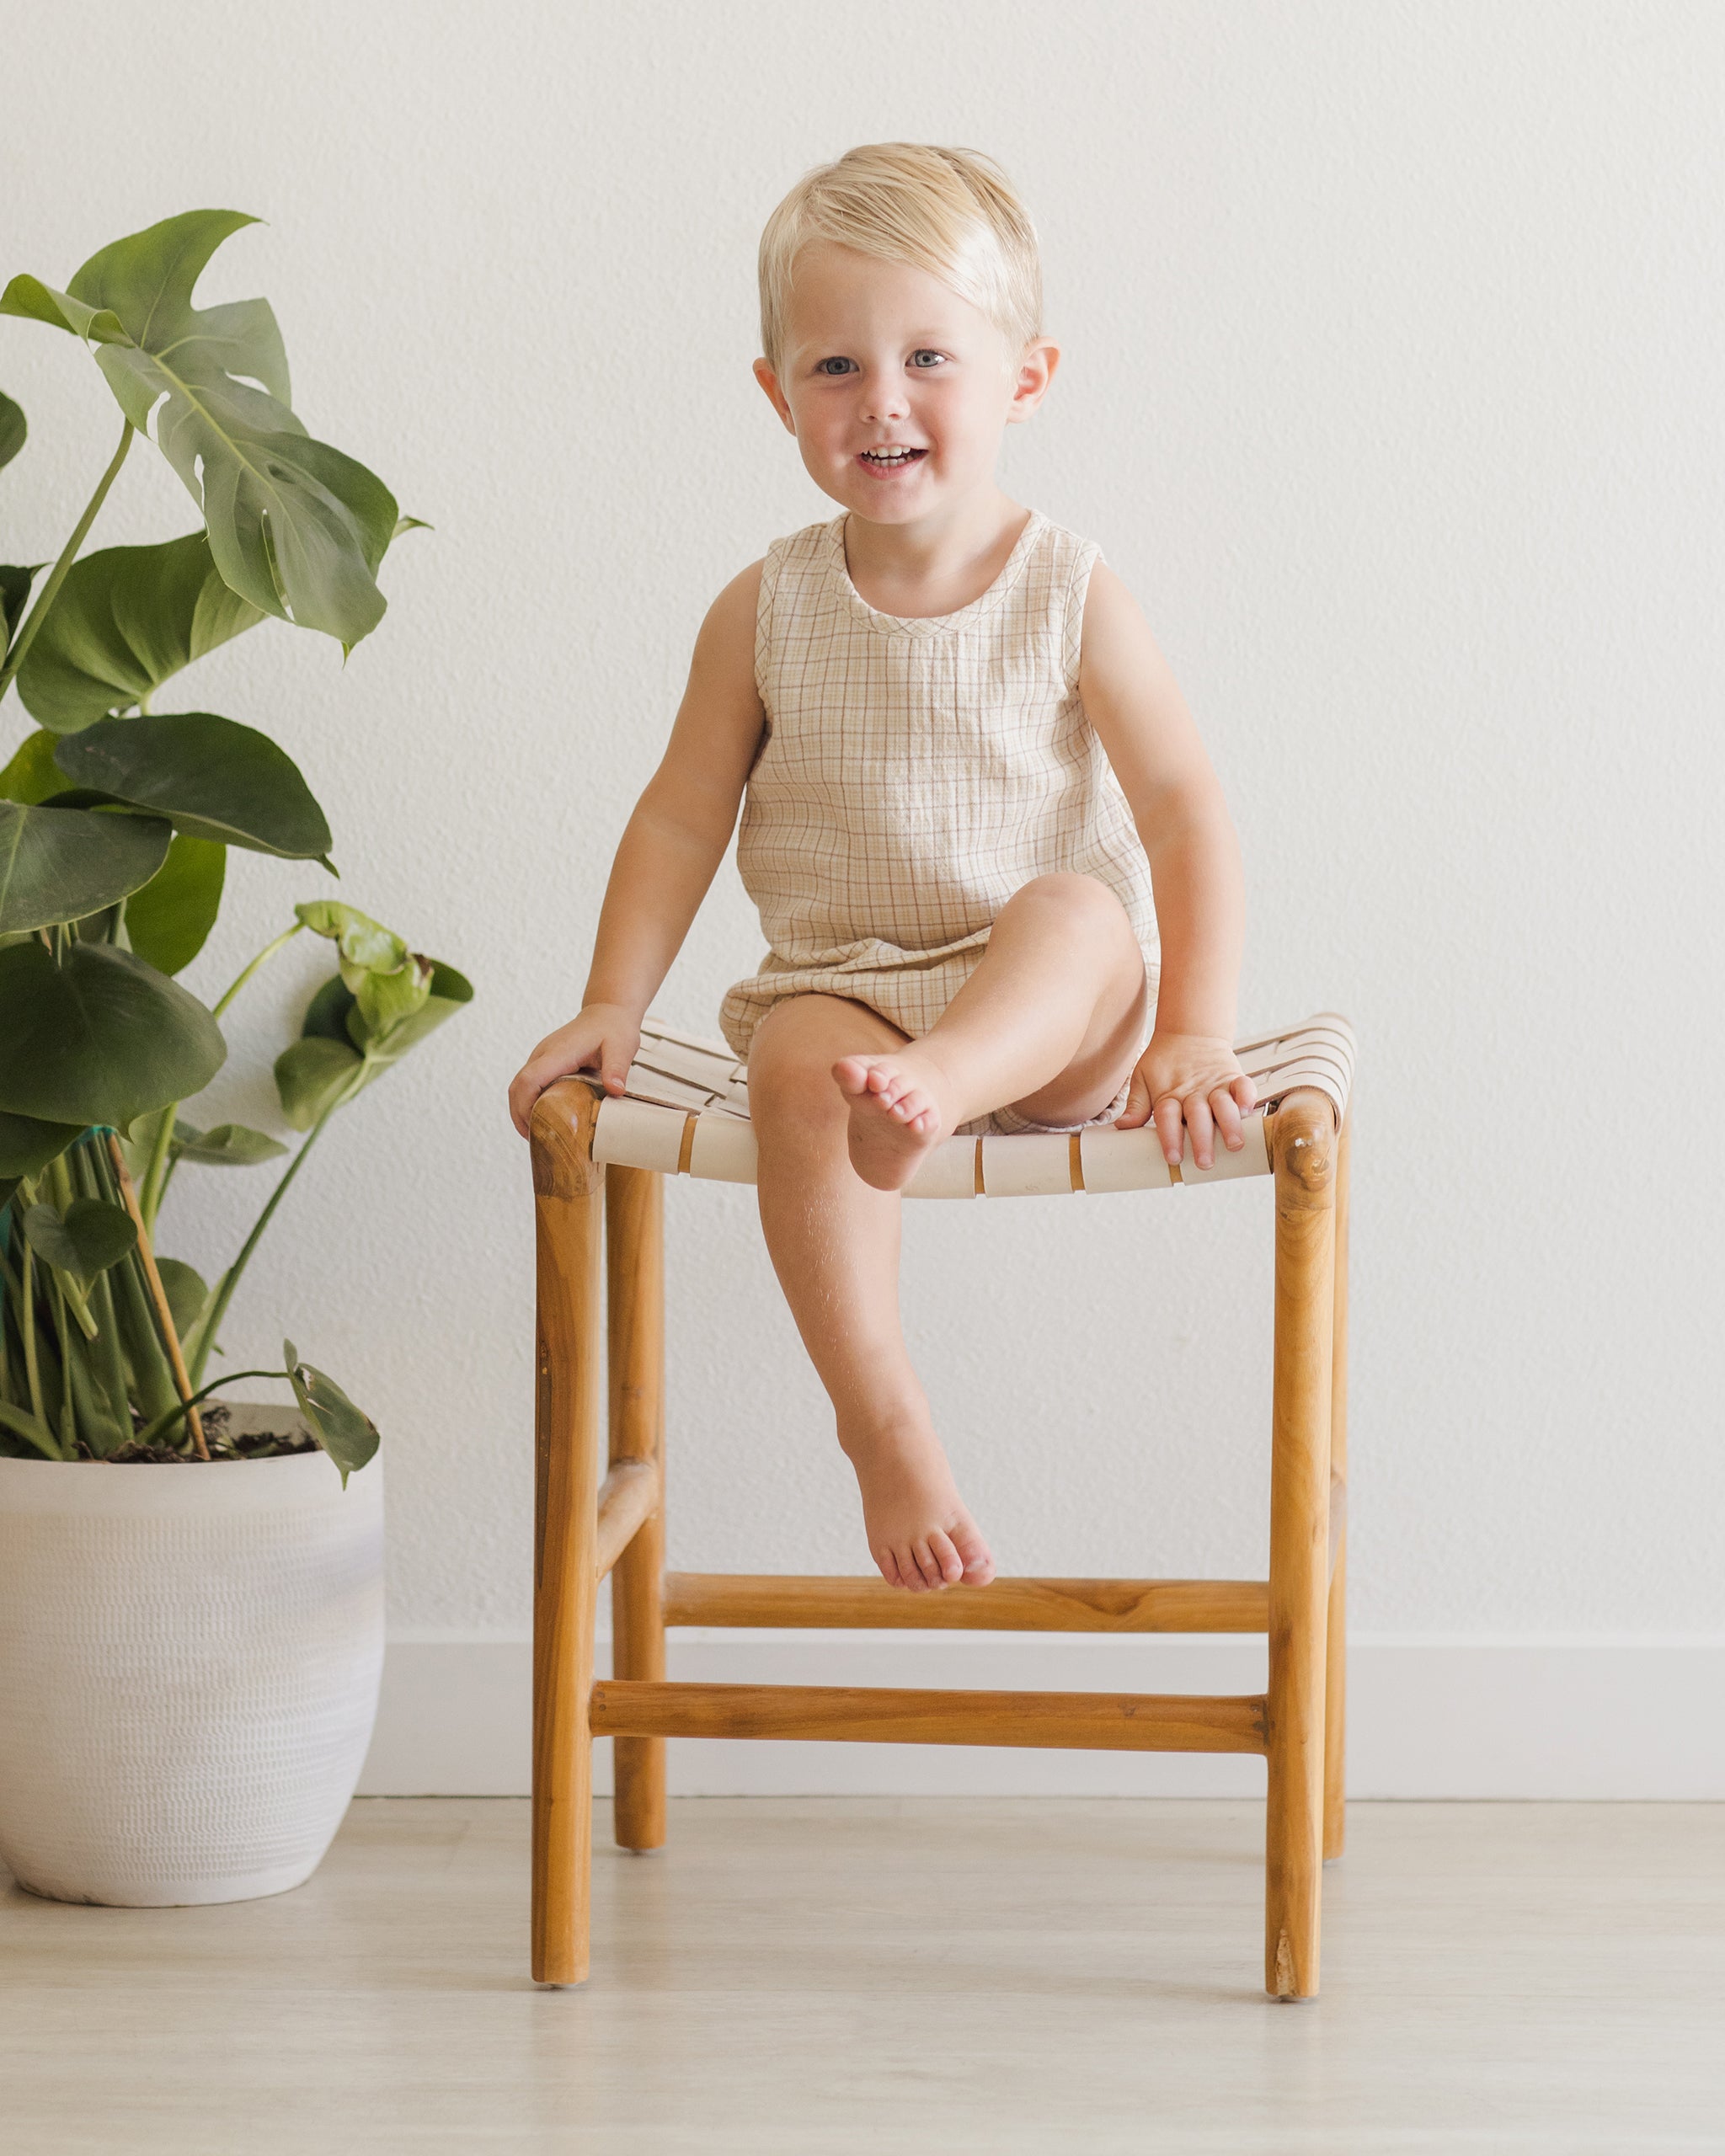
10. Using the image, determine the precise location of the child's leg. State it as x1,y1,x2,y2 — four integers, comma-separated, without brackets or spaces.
749,994,994,1593
834,873,1149,1191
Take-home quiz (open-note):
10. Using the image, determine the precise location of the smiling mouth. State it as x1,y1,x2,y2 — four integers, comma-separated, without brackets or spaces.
857,446,927,471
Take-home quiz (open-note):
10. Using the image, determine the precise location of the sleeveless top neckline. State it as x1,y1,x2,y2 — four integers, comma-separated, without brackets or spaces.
828,508,1047,639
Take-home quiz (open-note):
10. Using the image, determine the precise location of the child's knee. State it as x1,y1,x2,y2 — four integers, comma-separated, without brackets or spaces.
748,1034,852,1135
1012,871,1135,939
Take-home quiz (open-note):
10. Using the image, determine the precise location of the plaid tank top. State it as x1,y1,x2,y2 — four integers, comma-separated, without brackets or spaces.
718,507,1158,1059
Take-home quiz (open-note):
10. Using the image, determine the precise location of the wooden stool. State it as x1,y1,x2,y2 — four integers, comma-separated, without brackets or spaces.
530,1015,1354,1999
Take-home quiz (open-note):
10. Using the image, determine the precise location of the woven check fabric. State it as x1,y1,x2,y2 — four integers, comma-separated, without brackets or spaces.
718,510,1160,1088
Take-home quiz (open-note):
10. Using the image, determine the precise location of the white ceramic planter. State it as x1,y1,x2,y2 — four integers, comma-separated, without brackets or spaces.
0,1412,383,1907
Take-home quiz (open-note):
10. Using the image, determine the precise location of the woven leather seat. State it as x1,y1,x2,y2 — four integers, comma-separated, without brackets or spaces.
591,1011,1354,1195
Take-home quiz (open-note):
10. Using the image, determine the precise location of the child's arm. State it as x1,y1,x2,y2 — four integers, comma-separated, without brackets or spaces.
507,563,765,1137
1077,562,1256,1170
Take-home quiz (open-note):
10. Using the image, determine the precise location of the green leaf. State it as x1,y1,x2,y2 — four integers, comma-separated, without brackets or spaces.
351,951,431,1045
284,1338,377,1486
0,393,24,473
22,1197,136,1280
124,832,225,974
0,940,225,1125
154,1256,209,1342
53,712,334,862
293,944,470,1120
0,728,67,805
350,956,471,1062
274,1033,360,1129
300,972,356,1041
0,799,171,932
294,899,404,982
310,957,474,1113
15,532,263,732
41,211,397,649
2,566,39,648
171,1120,287,1167
0,276,127,344
0,1111,83,1179
116,1101,169,1182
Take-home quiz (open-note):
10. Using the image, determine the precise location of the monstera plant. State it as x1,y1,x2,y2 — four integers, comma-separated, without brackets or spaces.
0,211,468,1476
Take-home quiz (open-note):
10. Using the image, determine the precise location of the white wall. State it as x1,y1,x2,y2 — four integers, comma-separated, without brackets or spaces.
7,3,1721,1792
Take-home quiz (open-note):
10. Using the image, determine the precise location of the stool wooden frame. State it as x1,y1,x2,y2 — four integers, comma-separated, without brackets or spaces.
530,1049,1349,2001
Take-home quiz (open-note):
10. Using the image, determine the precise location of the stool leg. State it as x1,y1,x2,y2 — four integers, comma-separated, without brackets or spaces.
1324,1113,1351,1863
1264,1091,1337,2000
606,1165,666,1851
531,1086,604,1986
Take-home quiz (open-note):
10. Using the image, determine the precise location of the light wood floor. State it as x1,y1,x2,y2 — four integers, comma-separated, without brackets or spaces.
3,1798,1722,2153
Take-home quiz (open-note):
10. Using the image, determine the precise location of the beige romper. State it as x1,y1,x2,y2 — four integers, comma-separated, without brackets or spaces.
719,508,1160,1134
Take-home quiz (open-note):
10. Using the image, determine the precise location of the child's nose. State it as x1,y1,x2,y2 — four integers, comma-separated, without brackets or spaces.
859,369,911,423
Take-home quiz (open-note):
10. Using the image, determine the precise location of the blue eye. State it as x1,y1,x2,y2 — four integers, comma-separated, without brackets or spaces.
910,350,946,368
816,356,855,376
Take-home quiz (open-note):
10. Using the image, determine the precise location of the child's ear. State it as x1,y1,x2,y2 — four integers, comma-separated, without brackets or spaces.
753,356,797,435
1006,338,1060,425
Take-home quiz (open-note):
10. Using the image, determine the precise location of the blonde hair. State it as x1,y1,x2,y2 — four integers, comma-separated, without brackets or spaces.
758,141,1042,373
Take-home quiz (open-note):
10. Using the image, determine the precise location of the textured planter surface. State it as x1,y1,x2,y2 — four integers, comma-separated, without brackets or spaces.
0,1414,383,1907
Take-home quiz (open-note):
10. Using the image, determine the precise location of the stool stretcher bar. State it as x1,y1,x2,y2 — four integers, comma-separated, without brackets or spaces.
663,1572,1270,1633
590,1678,1268,1754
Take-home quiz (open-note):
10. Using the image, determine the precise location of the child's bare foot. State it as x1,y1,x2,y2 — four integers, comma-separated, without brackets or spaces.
831,1049,954,1192
840,1412,995,1592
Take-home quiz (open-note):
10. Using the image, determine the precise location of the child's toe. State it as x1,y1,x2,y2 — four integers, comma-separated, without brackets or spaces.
952,1519,995,1586
928,1529,964,1584
911,1539,948,1590
894,1544,931,1592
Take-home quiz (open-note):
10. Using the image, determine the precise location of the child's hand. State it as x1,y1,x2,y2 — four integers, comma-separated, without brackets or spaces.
1115,1032,1256,1169
507,1003,642,1139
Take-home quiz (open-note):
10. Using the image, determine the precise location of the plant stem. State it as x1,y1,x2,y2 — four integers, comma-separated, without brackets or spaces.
131,1369,286,1452
85,1261,131,1455
137,921,310,1237
55,1271,99,1340
112,1243,179,1421
42,1151,98,1337
52,1275,75,1454
0,1236,67,1455
104,1129,207,1459
87,1139,180,1428
19,1240,45,1431
0,1224,24,1412
188,1059,369,1389
135,1107,178,1235
213,921,304,1022
0,1398,61,1460
0,417,134,702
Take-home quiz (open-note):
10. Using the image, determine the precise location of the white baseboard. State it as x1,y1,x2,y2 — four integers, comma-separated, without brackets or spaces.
356,1631,1725,1801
